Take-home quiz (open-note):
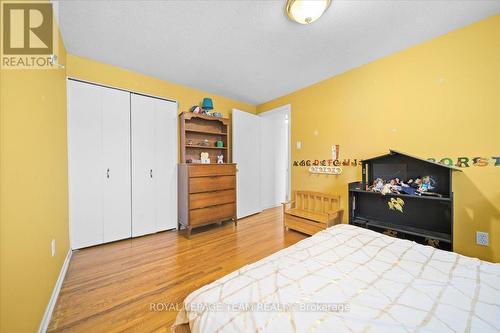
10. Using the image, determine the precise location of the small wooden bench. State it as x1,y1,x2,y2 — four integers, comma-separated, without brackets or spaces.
282,191,343,235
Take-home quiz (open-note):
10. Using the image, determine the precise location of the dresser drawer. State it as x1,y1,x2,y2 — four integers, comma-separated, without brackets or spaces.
188,164,236,177
189,189,236,209
190,203,236,226
189,175,235,193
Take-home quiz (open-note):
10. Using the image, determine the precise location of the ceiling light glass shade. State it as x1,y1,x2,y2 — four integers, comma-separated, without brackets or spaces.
285,0,331,25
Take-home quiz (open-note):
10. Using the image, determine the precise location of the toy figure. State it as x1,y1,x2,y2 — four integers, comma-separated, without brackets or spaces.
389,178,402,193
418,175,434,193
383,229,398,238
381,183,392,195
200,152,210,164
426,238,440,248
199,139,210,146
407,177,422,188
190,105,202,114
370,178,384,192
217,154,224,164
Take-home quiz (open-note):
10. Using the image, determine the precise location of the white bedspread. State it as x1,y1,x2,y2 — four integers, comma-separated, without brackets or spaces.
174,224,500,332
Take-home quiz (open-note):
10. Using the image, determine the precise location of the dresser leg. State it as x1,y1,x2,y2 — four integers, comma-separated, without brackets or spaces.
186,227,192,239
233,217,238,227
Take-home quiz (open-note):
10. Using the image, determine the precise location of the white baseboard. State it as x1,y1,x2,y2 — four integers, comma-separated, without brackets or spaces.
38,249,73,333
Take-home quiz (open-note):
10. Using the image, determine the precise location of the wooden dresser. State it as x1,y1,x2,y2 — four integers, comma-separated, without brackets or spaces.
178,163,237,238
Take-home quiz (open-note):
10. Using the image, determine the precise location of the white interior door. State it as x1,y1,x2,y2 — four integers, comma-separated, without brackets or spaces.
260,106,290,209
131,94,177,236
68,80,103,249
153,98,178,232
101,88,131,243
131,94,156,237
232,109,262,218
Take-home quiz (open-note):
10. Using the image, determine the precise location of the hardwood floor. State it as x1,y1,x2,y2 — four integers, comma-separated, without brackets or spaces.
48,207,307,333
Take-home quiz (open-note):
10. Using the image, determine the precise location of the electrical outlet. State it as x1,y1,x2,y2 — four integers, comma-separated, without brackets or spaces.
476,231,489,246
51,239,56,256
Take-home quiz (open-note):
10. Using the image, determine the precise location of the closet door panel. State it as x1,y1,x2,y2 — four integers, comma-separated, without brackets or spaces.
102,88,131,243
154,98,178,231
68,80,103,249
131,94,156,237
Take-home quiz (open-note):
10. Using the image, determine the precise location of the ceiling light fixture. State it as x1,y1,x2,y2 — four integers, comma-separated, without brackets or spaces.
285,0,332,25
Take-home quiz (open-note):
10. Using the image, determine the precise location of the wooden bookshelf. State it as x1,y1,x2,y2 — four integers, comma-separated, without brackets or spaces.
179,112,230,163
178,112,237,238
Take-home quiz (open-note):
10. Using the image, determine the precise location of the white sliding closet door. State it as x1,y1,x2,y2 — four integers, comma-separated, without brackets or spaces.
68,80,131,249
131,95,156,237
68,81,103,249
154,98,178,232
102,89,131,243
131,94,177,237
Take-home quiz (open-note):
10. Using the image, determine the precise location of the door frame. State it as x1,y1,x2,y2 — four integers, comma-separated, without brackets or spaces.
258,104,292,202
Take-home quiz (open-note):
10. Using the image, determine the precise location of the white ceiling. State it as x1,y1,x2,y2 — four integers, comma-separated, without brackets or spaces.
58,1,500,105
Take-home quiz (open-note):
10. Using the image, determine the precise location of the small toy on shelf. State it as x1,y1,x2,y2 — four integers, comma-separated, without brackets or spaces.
407,178,422,189
189,105,202,114
418,175,434,193
425,238,440,248
200,152,210,164
217,154,224,164
368,178,384,192
198,139,210,147
366,175,442,197
383,229,398,238
380,183,393,195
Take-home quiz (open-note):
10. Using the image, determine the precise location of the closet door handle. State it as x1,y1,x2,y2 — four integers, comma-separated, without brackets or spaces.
150,169,153,178
106,168,110,179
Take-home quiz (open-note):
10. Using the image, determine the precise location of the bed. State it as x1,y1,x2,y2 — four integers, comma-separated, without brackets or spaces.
174,224,500,332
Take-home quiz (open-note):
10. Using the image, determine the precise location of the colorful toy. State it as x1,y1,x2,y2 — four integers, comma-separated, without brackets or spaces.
418,175,435,193
190,105,202,114
200,152,210,164
370,178,384,192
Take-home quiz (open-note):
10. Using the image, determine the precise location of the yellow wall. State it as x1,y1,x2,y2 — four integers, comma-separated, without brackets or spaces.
0,30,69,333
257,15,500,262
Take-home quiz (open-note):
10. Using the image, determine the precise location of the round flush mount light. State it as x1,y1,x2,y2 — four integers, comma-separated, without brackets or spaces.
285,0,332,25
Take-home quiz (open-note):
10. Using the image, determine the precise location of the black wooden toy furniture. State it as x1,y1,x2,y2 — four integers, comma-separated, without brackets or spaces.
348,149,461,251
